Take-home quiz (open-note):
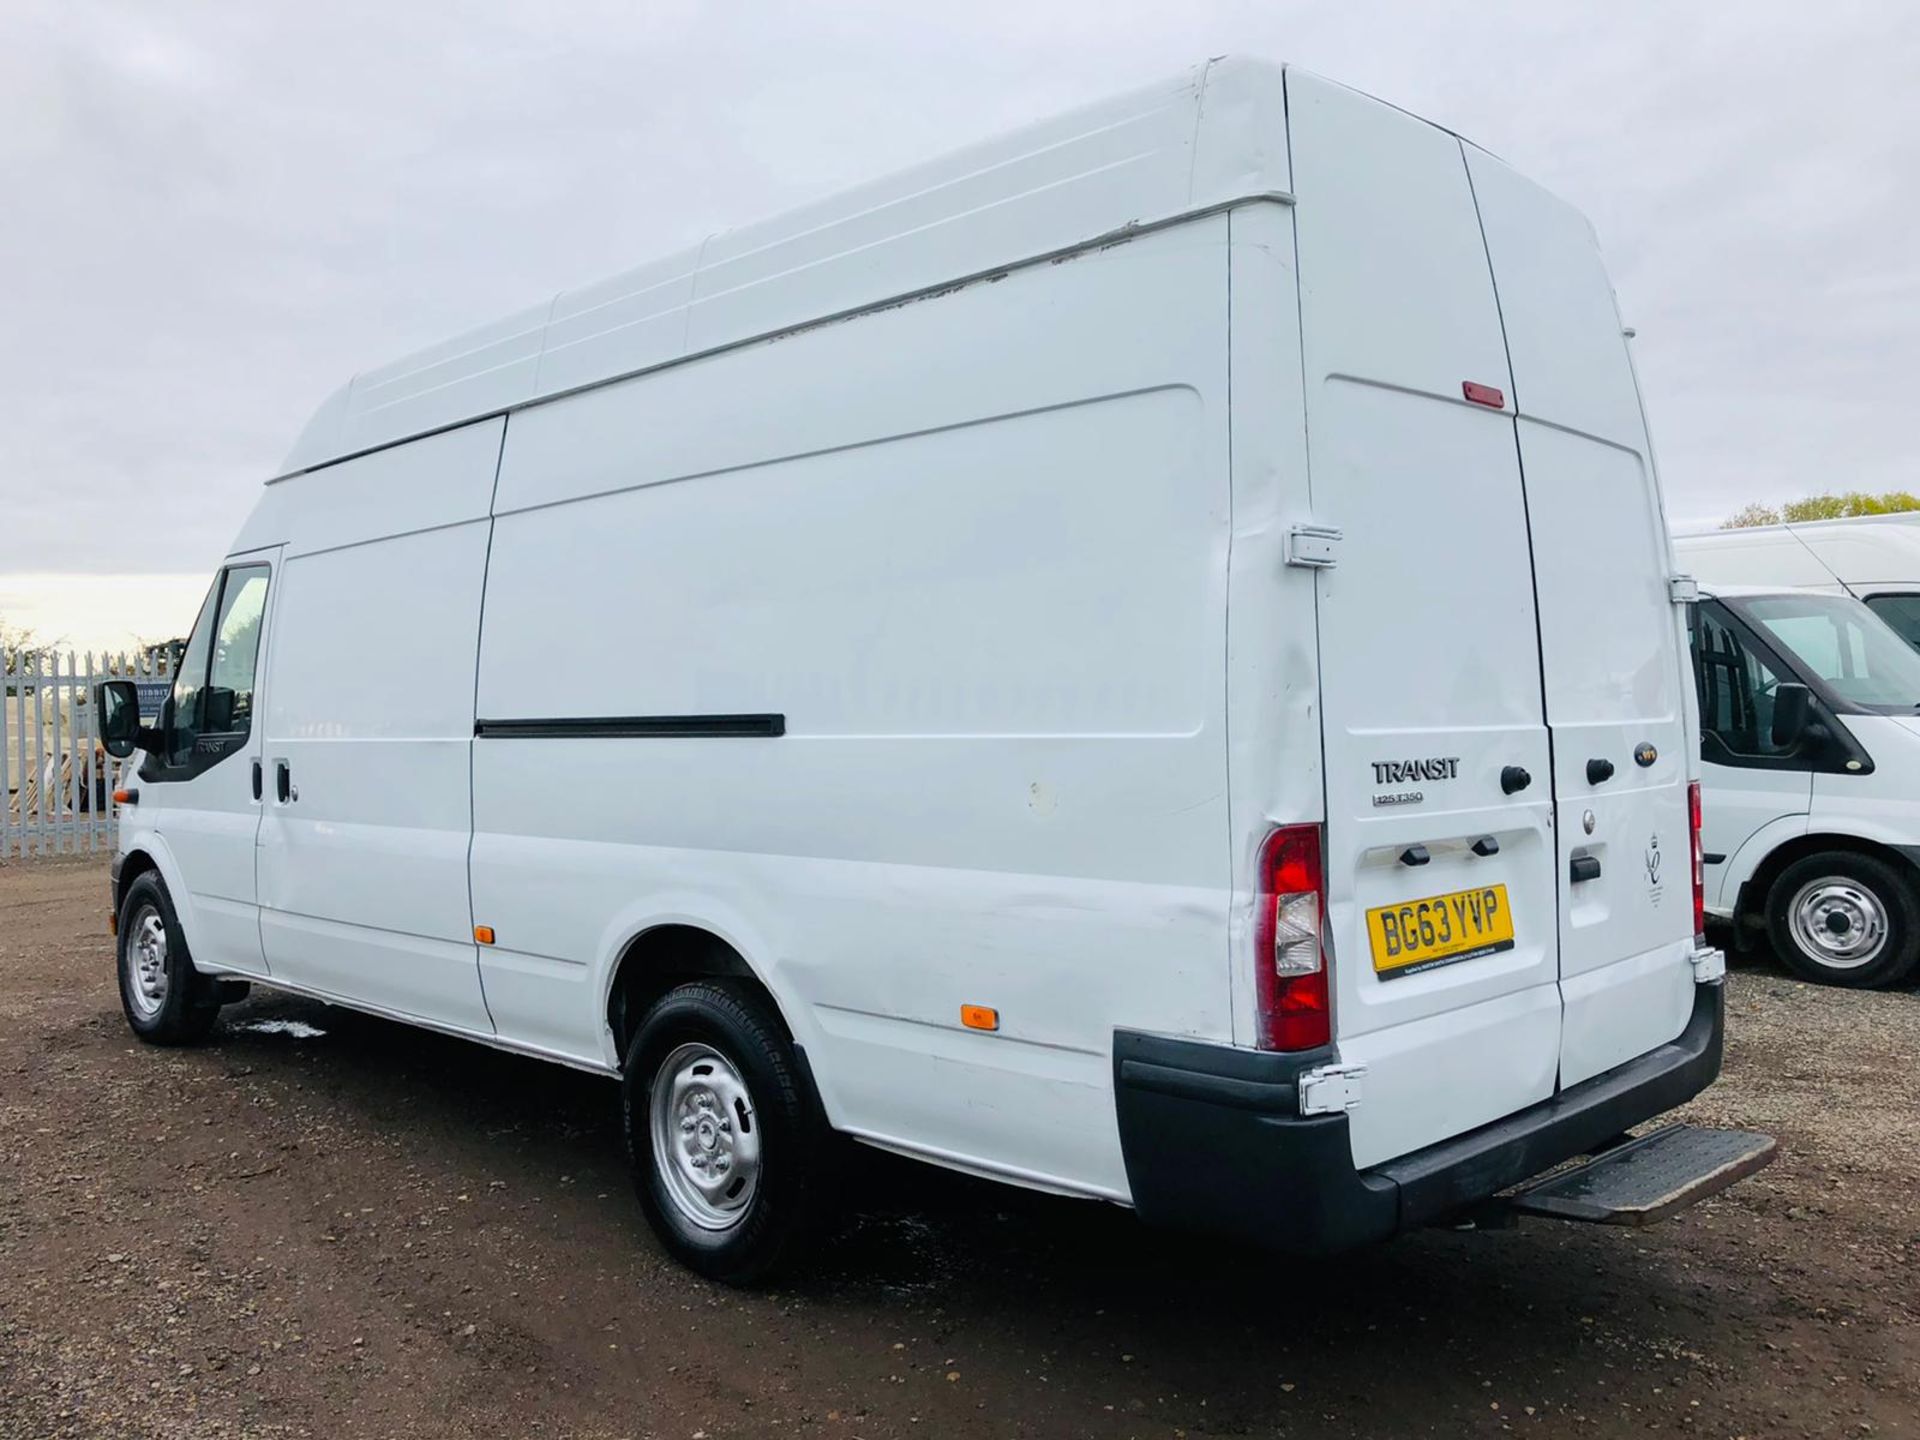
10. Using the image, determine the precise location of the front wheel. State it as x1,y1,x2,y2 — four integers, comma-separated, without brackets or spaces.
622,981,837,1283
116,872,223,1044
1764,851,1920,989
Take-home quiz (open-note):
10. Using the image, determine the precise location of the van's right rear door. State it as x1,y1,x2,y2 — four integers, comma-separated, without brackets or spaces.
1287,72,1562,1169
1462,148,1698,1090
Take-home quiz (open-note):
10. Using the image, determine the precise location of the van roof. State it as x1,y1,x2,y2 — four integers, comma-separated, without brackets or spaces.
1673,512,1920,542
279,58,1326,480
1697,583,1810,600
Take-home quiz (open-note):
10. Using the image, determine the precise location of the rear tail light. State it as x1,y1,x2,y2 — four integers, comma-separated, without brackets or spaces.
1254,824,1330,1052
1688,780,1706,940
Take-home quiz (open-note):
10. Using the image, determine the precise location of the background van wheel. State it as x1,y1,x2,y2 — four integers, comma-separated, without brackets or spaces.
116,872,223,1045
1764,851,1920,989
622,980,837,1284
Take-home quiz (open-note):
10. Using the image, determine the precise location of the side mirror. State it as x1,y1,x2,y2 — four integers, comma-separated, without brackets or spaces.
1771,682,1814,749
96,680,143,759
203,687,235,733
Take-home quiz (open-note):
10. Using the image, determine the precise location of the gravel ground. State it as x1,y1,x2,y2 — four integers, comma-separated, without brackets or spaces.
1,855,1915,1439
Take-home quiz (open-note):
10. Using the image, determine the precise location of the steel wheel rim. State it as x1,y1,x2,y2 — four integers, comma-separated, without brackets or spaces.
1788,878,1888,970
648,1041,761,1231
126,904,170,1019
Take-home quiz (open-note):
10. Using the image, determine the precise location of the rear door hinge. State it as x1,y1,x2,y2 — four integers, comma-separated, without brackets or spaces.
1668,574,1700,604
1286,524,1344,569
1298,1062,1367,1116
1691,943,1726,983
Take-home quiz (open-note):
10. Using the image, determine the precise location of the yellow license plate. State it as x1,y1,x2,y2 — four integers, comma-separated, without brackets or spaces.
1367,884,1515,979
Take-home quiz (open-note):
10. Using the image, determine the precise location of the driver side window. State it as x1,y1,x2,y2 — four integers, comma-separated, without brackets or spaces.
163,563,271,771
166,582,219,766
1691,601,1797,763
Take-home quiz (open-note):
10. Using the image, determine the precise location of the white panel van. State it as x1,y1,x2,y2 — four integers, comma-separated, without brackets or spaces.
1687,583,1920,987
1677,515,1920,652
97,60,1768,1281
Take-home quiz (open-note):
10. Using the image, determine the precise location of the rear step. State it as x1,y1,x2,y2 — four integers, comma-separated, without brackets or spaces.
1503,1124,1776,1226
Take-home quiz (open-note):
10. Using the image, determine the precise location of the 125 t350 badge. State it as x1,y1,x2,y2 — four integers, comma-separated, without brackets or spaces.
1370,756,1458,807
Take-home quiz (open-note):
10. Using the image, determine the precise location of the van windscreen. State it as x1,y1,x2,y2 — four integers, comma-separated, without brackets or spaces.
1738,592,1920,712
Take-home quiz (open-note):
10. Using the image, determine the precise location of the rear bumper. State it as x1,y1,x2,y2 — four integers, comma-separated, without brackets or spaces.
1112,980,1725,1254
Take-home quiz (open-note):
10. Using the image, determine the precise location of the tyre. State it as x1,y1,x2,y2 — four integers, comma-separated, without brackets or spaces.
116,871,223,1044
622,980,837,1283
1764,850,1920,989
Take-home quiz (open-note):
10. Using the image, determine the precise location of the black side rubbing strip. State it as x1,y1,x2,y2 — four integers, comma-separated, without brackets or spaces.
475,714,786,739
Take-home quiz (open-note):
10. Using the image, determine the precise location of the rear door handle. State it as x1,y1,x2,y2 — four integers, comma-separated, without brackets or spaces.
1570,854,1602,883
1586,757,1616,784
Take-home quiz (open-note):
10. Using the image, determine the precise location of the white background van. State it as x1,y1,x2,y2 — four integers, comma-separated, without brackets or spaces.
96,59,1765,1281
1677,515,1920,652
1688,583,1920,987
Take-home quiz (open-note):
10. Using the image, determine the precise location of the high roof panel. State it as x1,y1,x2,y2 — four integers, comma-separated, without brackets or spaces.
278,57,1294,478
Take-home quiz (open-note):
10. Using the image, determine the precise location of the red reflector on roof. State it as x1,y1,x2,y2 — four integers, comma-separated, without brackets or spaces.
1462,380,1506,409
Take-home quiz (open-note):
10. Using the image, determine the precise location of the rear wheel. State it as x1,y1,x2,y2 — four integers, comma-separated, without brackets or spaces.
622,980,837,1283
116,872,223,1044
1764,850,1920,989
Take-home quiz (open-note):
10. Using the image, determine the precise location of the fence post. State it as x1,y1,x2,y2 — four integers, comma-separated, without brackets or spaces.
82,652,95,852
10,648,24,860
29,651,44,858
54,651,68,855
69,652,84,854
1,651,11,861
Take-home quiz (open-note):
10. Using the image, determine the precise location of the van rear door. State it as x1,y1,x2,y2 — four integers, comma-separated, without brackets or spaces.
1287,73,1563,1169
1464,149,1697,1087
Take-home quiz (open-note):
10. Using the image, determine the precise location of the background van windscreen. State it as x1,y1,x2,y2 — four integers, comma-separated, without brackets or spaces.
1742,593,1920,711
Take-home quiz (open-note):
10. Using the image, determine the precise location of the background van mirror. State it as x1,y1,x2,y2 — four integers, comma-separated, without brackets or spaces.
1770,682,1815,749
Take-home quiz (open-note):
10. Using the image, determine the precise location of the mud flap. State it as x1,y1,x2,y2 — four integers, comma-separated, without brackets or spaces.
1503,1123,1776,1226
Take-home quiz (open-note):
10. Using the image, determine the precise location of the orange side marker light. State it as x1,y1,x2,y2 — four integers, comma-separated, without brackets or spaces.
960,1004,999,1032
474,925,495,945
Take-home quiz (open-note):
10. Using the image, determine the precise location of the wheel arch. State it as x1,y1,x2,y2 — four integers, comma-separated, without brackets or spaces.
1735,830,1920,929
116,847,160,909
595,903,810,1081
114,836,195,935
606,924,779,1057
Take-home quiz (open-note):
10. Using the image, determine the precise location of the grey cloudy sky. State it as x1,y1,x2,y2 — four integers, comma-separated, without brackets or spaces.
2,0,1916,606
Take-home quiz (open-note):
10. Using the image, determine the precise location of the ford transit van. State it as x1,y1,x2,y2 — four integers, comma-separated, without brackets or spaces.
97,60,1769,1280
1689,583,1920,987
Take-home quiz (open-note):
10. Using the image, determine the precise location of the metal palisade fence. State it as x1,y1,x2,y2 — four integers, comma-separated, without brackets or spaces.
1,649,173,859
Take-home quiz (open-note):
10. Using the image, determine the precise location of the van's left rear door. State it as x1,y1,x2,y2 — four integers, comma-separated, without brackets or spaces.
1289,72,1564,1172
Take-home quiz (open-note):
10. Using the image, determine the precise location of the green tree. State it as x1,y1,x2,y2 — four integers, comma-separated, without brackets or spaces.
1722,502,1781,529
1782,490,1920,522
1723,490,1920,528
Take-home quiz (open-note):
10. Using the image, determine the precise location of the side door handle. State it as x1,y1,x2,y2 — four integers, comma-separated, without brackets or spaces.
251,759,263,802
1570,854,1602,883
275,759,293,804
